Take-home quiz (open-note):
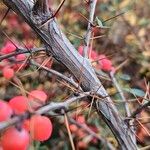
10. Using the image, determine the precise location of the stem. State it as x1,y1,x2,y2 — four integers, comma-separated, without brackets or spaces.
83,0,97,58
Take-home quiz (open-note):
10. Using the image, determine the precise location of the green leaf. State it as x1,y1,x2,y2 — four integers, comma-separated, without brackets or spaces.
96,17,110,28
123,88,145,97
119,74,131,81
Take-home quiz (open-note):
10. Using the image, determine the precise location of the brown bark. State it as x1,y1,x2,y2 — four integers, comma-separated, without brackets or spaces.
2,0,137,149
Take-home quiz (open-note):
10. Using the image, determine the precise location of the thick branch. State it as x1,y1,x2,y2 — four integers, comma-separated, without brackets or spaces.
2,0,137,149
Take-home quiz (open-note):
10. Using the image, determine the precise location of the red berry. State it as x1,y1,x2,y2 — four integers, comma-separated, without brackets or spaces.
2,67,14,79
23,120,30,131
1,42,16,54
30,115,53,141
99,55,112,71
0,60,9,69
76,115,85,124
77,141,87,149
78,45,98,60
28,90,47,109
16,54,26,61
13,54,27,70
7,14,19,28
1,127,30,150
0,100,12,122
78,45,84,56
76,129,86,138
69,124,78,133
9,96,28,114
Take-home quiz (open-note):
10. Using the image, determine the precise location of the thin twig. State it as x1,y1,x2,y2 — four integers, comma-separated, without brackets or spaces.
40,0,66,27
64,112,75,150
109,71,131,117
69,118,116,150
130,101,150,119
30,60,81,90
0,7,10,25
109,71,136,144
0,47,45,61
83,0,97,58
0,92,89,131
102,11,126,23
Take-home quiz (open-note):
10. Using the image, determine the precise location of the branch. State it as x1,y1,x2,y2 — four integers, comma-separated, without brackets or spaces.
130,101,150,119
0,92,89,131
30,60,81,90
0,47,45,61
2,0,137,149
83,0,97,58
110,71,136,144
69,118,116,150
109,71,131,117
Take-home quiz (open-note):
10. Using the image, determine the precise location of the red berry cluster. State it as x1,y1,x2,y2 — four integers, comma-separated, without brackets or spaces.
0,90,53,150
0,41,26,79
78,46,115,72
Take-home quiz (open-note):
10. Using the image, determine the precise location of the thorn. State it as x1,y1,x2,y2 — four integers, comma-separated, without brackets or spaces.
102,11,126,23
0,30,18,49
52,0,66,18
79,13,96,27
40,0,66,27
0,8,10,26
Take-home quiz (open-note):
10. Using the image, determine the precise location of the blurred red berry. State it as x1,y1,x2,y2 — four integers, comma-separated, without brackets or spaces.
76,129,86,138
1,42,16,54
30,115,53,141
76,115,85,124
78,45,84,56
69,124,78,133
23,120,30,131
28,90,47,109
0,60,9,69
99,55,112,71
0,100,13,122
13,54,27,70
1,127,30,150
7,14,19,28
77,141,87,149
9,96,29,114
21,23,31,39
2,67,14,79
16,54,26,61
78,45,98,60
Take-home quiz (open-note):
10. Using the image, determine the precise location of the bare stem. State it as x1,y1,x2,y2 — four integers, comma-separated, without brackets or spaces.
109,71,131,117
83,0,97,58
70,118,116,150
0,47,45,61
30,60,81,90
0,92,89,131
130,101,150,119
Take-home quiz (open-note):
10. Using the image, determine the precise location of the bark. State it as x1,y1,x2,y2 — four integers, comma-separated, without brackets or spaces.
3,0,137,149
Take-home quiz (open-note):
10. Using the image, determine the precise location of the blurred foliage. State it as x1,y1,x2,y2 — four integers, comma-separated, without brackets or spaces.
0,0,150,149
